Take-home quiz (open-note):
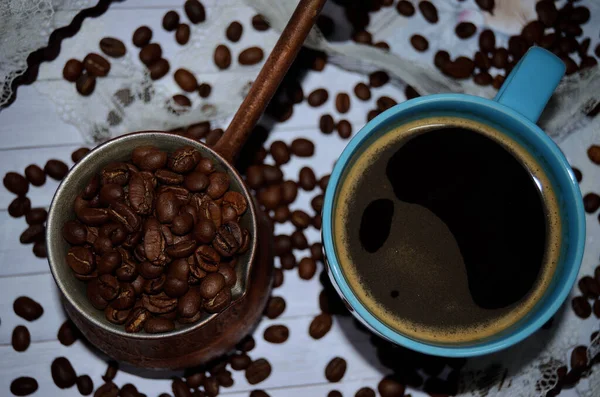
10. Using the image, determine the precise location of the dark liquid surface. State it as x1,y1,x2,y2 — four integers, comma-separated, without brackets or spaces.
345,127,547,332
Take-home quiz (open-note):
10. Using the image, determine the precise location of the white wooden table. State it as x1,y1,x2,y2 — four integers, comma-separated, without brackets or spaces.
0,1,596,396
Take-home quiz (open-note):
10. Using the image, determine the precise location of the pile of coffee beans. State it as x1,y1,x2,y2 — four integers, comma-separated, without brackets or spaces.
63,145,251,333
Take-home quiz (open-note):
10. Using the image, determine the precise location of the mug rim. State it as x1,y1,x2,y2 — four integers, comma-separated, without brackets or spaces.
321,93,585,357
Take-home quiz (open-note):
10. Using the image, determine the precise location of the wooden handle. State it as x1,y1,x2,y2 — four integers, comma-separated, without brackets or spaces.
213,0,327,163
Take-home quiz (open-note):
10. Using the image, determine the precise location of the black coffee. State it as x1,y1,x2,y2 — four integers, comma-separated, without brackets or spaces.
335,117,560,343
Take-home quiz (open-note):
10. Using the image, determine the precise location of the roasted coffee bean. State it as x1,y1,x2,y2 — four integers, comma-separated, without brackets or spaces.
492,48,508,69
185,0,206,24
171,377,192,397
124,307,150,333
99,37,126,58
570,6,590,24
334,92,351,113
214,44,232,69
405,85,420,100
261,165,283,185
218,264,237,287
44,159,69,180
310,243,324,262
204,287,232,313
226,21,243,42
280,252,296,270
308,88,328,107
272,267,284,288
378,377,405,397
136,148,167,172
298,167,317,191
119,384,141,397
508,36,528,59
328,392,342,397
309,313,332,339
51,357,77,389
185,122,211,140
171,94,192,111
163,10,180,31
199,272,226,299
198,82,212,98
195,244,221,271
10,377,38,396
63,221,87,245
291,210,311,229
369,70,389,88
4,171,29,195
97,274,120,301
479,29,495,53
57,319,79,346
325,357,347,382
76,72,96,96
298,257,317,280
230,353,252,370
239,47,264,65
12,325,30,352
63,59,84,82
207,172,230,199
443,56,475,79
475,0,494,12
214,222,242,256
536,1,557,27
246,165,264,189
99,183,124,205
571,345,588,371
252,14,269,31
351,30,371,45
176,24,191,45
20,224,45,244
176,286,202,319
101,162,130,185
149,58,170,80
245,359,271,385
193,219,216,245
8,196,31,218
75,375,94,396
572,296,591,318
354,83,371,102
522,21,544,45
186,371,205,389
175,68,198,92
24,164,45,186
82,175,100,200
269,141,290,165
474,51,491,70
83,53,110,77
132,26,152,47
234,335,255,353
109,201,140,232
594,299,600,318
110,281,136,309
143,317,175,334
169,146,201,173
410,34,429,51
583,193,600,213
337,119,352,139
250,391,270,397
264,324,289,343
105,305,130,324
474,72,493,86
222,191,247,216
33,240,47,258
265,296,285,319
97,250,122,275
319,114,335,134
455,22,477,39
274,234,292,256
139,43,162,66
87,279,109,309
204,375,221,395
396,0,415,16
578,276,600,298
290,138,314,157
587,145,600,165
204,128,222,147
419,1,438,23
257,185,282,210
78,207,108,226
273,206,290,223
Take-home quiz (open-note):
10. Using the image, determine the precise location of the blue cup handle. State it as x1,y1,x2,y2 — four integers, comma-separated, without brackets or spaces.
494,47,565,124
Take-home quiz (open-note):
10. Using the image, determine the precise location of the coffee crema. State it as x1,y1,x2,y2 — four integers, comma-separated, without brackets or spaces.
334,117,561,343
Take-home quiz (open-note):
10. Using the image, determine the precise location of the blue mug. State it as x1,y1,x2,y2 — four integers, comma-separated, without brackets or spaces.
321,47,585,357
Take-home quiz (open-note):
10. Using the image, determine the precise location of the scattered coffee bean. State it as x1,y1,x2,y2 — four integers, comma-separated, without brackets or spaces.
328,391,342,397
355,387,376,397
378,376,405,397
419,1,438,24
270,141,290,165
396,0,415,16
475,0,495,12
58,319,79,346
33,240,47,258
298,257,317,280
252,14,270,31
522,21,544,45
377,96,397,112
265,296,286,319
174,68,198,92
239,47,264,65
99,37,126,58
8,196,31,218
20,224,45,244
24,164,45,186
4,171,29,196
226,21,243,42
571,345,588,371
280,252,296,270
12,325,30,352
13,296,43,321
63,59,84,82
308,88,329,107
139,43,162,66
10,377,38,396
474,72,493,86
71,147,90,163
237,334,256,352
245,358,272,384
291,230,308,249
336,93,350,113
443,56,475,79
273,267,284,287
149,58,170,80
51,357,77,389
291,138,314,157
309,313,332,339
320,114,335,134
76,72,96,96
24,208,46,226
587,145,600,165
479,29,495,53
132,26,152,47
185,0,206,24
337,120,352,139
83,53,110,77
578,276,600,299
354,83,371,101
214,44,232,69
353,30,372,45
369,71,389,88
263,324,289,343
163,10,180,31
197,83,212,98
572,296,591,318
325,357,347,382
492,74,505,90
491,48,508,69
583,193,600,213
299,167,317,191
410,34,429,52
456,22,476,39
95,382,118,397
176,24,191,45
44,159,69,180
291,210,311,229
536,1,557,27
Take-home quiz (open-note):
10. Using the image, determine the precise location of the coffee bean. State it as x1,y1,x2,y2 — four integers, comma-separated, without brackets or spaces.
230,353,252,371
264,324,289,343
76,72,96,96
583,193,600,213
378,377,406,397
320,114,335,134
587,145,600,164
377,96,397,112
193,83,209,99
475,0,494,12
10,377,38,396
474,51,491,71
67,246,95,274
572,167,582,183
536,1,557,27
214,44,232,69
63,59,84,82
456,22,476,39
174,68,198,92
99,37,126,58
262,165,283,185
355,387,375,397
328,392,342,397
143,317,175,334
308,88,329,107
335,93,350,113
325,357,347,382
207,171,230,199
239,47,264,65
33,240,47,258
353,30,372,45
133,26,152,47
299,167,316,191
204,287,232,313
185,0,206,24
23,164,45,187
267,141,290,165
140,43,162,66
252,14,269,31
273,267,284,288
163,10,180,31
410,34,429,51
578,276,600,299
522,21,544,45
291,138,315,157
508,36,528,59
4,171,29,195
309,313,332,339
265,296,286,319
474,72,493,86
396,0,415,16
571,345,589,372
354,83,371,101
246,359,272,384
226,21,243,42
443,56,475,79
572,296,591,318
83,53,110,77
580,56,598,70
176,24,191,45
571,6,590,25
8,196,30,218
235,335,255,353
125,307,150,332
71,147,90,163
479,29,496,53
149,58,171,80
51,357,77,389
337,120,352,139
95,382,118,397
45,159,69,180
369,71,389,87
291,210,311,229
12,325,30,352
291,230,308,250
280,252,296,270
298,257,317,280
13,296,43,321
419,1,438,23
57,319,79,346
